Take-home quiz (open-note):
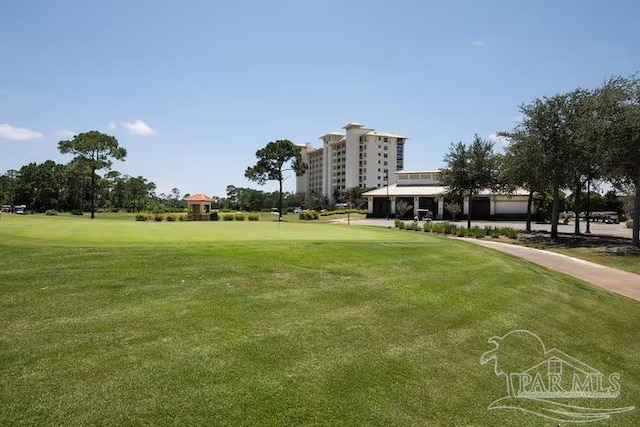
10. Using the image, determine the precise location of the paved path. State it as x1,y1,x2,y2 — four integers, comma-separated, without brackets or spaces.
460,238,640,302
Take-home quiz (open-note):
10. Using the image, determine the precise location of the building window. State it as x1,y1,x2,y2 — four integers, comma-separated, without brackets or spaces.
384,153,388,158
384,137,388,142
384,161,388,166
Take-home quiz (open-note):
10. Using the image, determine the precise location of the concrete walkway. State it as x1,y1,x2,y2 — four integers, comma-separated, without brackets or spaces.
461,238,640,302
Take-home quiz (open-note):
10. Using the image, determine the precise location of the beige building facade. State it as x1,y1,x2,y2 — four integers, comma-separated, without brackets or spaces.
296,122,408,202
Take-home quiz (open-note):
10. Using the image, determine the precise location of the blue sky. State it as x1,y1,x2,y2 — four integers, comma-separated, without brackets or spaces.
1,0,639,197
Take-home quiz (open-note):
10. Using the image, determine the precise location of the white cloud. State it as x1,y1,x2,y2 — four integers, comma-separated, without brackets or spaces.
121,120,156,136
0,123,43,140
488,132,510,145
470,40,485,47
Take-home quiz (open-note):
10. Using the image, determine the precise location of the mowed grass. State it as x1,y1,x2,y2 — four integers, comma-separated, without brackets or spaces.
1,215,639,426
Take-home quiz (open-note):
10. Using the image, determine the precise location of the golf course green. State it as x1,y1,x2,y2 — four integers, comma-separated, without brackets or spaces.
1,214,638,426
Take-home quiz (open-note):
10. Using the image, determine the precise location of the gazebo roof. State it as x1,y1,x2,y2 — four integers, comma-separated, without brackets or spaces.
186,193,213,202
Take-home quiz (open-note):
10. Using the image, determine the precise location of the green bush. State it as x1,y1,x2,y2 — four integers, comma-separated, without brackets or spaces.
70,209,83,216
423,222,432,232
178,214,186,221
490,230,501,239
627,219,634,229
154,214,164,222
473,228,486,238
442,221,458,235
405,222,421,231
299,211,319,220
210,212,219,221
248,214,259,221
319,209,367,217
166,214,176,222
234,213,246,221
501,227,519,239
45,209,58,216
222,214,234,221
394,219,404,228
135,213,148,221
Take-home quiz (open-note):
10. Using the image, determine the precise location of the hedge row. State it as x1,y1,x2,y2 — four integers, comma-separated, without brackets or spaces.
319,209,367,217
394,220,519,239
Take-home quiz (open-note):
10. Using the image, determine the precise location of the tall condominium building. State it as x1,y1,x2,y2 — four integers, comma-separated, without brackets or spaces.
296,122,408,201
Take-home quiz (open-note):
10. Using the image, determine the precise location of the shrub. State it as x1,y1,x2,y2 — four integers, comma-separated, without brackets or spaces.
627,219,634,229
473,229,486,239
45,209,58,216
502,228,519,239
406,222,421,231
210,212,219,221
166,214,176,222
490,230,501,239
234,213,246,221
394,219,404,228
396,221,406,229
248,214,259,221
178,214,186,221
423,222,432,232
70,209,83,216
154,214,164,222
222,214,234,221
442,221,458,235
299,211,319,220
135,213,148,221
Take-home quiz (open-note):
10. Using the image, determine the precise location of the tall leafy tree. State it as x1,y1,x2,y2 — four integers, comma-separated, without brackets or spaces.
58,131,126,218
599,75,640,246
440,135,499,229
498,131,550,232
245,140,307,220
127,176,155,212
517,94,575,238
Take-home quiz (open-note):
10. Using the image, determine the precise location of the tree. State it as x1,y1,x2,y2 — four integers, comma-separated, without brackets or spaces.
515,94,577,238
245,140,307,221
444,202,461,221
498,131,550,232
127,176,155,212
58,131,126,219
440,135,499,229
0,170,19,205
395,200,412,219
344,187,371,210
598,76,640,246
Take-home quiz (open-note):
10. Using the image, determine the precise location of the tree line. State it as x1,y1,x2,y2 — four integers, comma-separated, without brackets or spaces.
440,74,639,246
0,160,177,214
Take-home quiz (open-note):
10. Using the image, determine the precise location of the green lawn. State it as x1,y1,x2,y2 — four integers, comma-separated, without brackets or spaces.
1,215,639,426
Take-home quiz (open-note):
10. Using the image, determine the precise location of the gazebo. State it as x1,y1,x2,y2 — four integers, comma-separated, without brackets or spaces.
186,193,214,221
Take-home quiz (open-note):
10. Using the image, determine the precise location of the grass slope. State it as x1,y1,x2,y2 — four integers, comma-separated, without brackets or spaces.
1,215,639,426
